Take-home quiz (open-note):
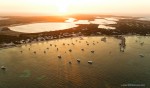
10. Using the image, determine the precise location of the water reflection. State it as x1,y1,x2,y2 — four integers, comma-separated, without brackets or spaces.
91,19,117,24
0,36,150,88
9,17,118,33
98,25,116,29
138,17,150,21
65,18,77,23
104,17,119,21
74,20,90,24
0,17,9,20
119,36,126,52
91,18,116,29
10,23,78,33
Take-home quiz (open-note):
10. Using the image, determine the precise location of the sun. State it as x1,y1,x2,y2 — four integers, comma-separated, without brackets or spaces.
59,6,68,14
56,3,69,15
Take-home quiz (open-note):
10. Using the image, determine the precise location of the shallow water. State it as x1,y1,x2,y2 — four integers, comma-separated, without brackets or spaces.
65,18,77,23
0,17,9,20
74,20,90,24
9,22,78,33
0,36,150,88
91,19,116,30
9,17,117,33
138,17,150,21
98,25,116,29
104,17,119,21
91,19,117,24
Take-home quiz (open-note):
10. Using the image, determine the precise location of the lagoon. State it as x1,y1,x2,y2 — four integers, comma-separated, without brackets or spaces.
10,22,78,33
9,18,118,33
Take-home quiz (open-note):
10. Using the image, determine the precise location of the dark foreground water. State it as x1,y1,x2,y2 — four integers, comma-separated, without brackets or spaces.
0,36,150,88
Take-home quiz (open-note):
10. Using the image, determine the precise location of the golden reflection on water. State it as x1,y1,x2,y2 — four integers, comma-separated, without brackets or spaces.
0,36,150,88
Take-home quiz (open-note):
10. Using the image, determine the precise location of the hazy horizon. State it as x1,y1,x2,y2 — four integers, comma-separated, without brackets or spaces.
0,0,150,17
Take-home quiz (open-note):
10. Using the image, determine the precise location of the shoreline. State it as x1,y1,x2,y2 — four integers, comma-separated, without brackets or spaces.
0,34,149,50
0,15,150,49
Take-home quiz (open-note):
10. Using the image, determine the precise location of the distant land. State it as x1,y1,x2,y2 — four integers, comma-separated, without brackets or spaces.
0,14,150,48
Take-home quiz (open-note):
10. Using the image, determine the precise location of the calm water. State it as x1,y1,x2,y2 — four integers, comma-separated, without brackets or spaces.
104,17,119,21
74,20,90,24
0,17,9,20
10,22,78,33
91,19,117,24
138,17,150,21
7,17,150,33
91,18,116,29
0,36,150,88
65,18,77,23
9,18,117,33
98,25,115,29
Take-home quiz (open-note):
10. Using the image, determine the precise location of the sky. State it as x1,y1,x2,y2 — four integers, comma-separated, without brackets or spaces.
0,0,150,16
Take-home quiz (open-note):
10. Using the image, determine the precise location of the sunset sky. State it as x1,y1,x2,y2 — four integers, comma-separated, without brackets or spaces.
0,0,150,16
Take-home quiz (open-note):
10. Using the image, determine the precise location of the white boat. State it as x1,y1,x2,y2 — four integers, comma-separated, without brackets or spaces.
88,61,93,64
1,66,6,70
77,59,80,62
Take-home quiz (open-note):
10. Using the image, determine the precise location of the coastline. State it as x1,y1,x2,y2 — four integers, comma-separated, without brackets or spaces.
0,16,150,49
0,34,149,50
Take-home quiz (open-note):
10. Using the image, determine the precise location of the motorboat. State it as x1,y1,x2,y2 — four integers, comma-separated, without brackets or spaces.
58,55,62,58
77,59,80,63
88,61,93,64
1,66,6,70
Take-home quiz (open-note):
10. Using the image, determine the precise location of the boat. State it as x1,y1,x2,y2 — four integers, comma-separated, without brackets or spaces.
69,49,72,52
33,51,36,54
101,37,106,42
58,55,62,58
81,49,84,51
139,54,144,57
77,59,80,63
69,61,72,64
88,61,93,64
91,51,95,53
1,66,6,70
140,42,144,45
